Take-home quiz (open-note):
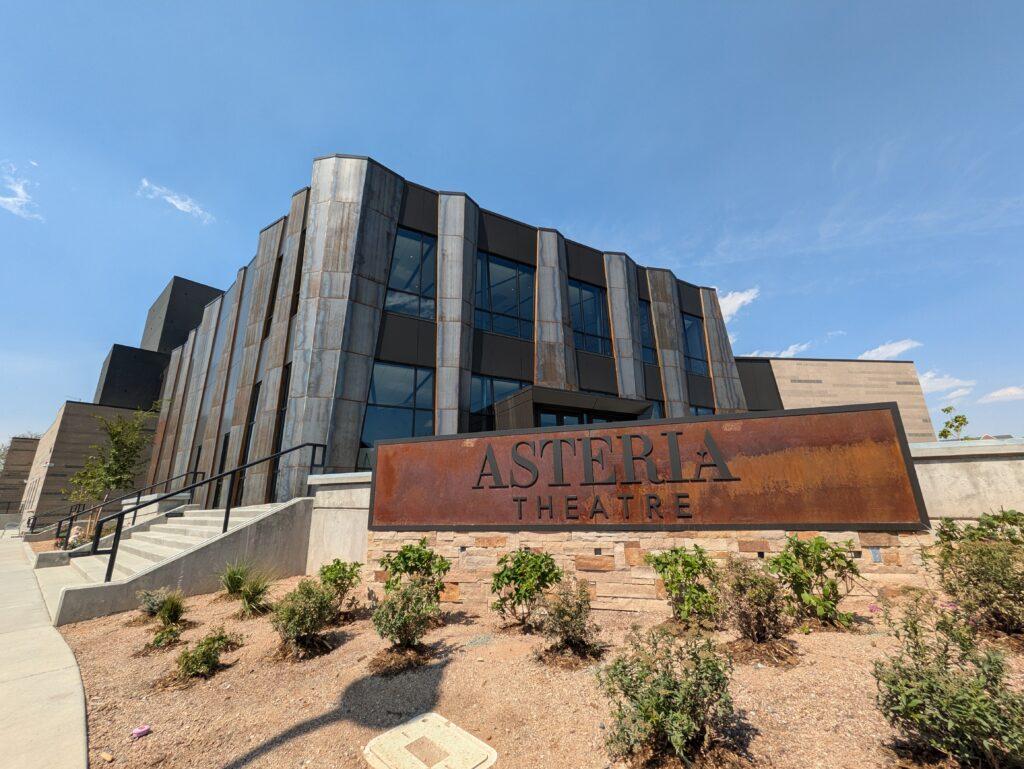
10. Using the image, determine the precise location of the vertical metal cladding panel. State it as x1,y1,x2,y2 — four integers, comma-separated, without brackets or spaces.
154,331,195,484
645,268,690,417
435,193,479,434
245,189,310,503
700,287,747,413
277,157,405,496
170,296,222,479
146,346,182,485
603,252,645,399
534,229,578,390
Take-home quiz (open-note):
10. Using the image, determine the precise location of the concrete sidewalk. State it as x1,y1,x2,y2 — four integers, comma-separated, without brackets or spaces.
0,538,88,769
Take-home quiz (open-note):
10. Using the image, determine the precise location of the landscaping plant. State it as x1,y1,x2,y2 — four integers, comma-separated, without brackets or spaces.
318,558,362,616
155,590,186,627
378,538,451,599
220,561,252,597
271,579,336,657
237,573,272,618
540,577,601,657
371,578,439,649
176,627,242,679
645,545,723,627
148,590,186,648
873,596,1024,768
137,588,169,618
598,628,733,764
768,535,860,628
725,558,789,643
490,547,563,627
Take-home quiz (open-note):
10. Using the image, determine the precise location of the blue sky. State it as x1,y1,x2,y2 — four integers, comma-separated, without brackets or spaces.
2,1,1022,444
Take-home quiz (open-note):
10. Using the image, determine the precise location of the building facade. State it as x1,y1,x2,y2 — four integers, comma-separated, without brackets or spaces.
144,154,748,506
0,436,39,518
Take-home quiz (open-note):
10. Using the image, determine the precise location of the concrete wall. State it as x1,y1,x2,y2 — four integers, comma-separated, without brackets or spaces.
911,439,1024,519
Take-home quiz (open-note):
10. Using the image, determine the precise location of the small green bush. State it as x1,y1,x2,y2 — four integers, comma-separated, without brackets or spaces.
319,559,362,612
873,597,1024,768
645,545,723,627
137,588,169,617
219,561,252,597
271,579,336,655
541,577,600,656
378,538,451,600
150,623,182,648
725,558,789,643
371,579,439,648
598,628,733,763
768,535,859,627
176,626,242,679
491,548,563,626
935,508,1024,548
238,573,272,618
156,590,186,627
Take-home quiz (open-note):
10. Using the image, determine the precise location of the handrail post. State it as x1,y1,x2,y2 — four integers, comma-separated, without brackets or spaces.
89,517,103,555
132,491,142,526
222,471,236,534
103,514,125,583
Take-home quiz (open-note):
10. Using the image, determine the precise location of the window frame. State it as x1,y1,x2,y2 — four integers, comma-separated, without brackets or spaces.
567,278,612,356
384,228,437,321
638,299,658,365
357,361,436,468
469,373,530,432
473,251,535,341
681,312,710,376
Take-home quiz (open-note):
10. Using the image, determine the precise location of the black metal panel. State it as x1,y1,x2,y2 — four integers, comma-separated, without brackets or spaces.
141,276,224,353
399,184,438,235
472,330,533,381
636,267,650,301
376,312,437,368
94,344,171,410
565,240,606,286
734,358,784,411
677,281,704,317
643,363,663,400
477,211,536,265
686,373,715,408
576,350,618,394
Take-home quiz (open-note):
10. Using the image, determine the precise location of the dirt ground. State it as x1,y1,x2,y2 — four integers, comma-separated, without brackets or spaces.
60,580,1023,769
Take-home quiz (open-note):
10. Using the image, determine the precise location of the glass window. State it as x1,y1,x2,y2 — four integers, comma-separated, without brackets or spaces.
682,313,709,376
690,405,715,416
638,299,657,365
648,400,665,419
474,251,535,340
567,279,612,356
469,374,529,432
385,229,436,320
358,361,435,468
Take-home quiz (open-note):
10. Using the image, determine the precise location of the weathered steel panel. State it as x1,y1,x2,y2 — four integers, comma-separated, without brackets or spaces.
370,404,928,531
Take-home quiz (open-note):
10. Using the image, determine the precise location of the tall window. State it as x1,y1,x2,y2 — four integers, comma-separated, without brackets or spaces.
358,361,434,468
690,405,715,416
385,228,436,320
638,299,657,364
469,374,529,432
682,313,709,376
474,251,534,340
648,400,665,419
568,279,612,355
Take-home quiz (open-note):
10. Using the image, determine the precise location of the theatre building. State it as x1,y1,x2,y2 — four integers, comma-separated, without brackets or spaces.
145,154,754,504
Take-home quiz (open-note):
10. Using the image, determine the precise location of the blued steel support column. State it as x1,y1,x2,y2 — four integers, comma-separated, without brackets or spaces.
645,268,690,417
534,229,578,390
435,193,479,434
700,287,747,413
604,252,645,400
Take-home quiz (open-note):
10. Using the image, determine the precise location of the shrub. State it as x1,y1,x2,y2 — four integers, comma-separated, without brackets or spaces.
176,626,242,679
372,579,439,648
725,558,789,643
768,535,859,627
490,548,563,626
220,561,252,597
598,628,733,763
873,597,1024,768
319,559,362,612
935,508,1024,548
238,573,272,618
155,590,186,627
378,538,451,600
541,577,600,656
151,623,182,648
271,579,336,655
137,588,169,617
645,545,723,627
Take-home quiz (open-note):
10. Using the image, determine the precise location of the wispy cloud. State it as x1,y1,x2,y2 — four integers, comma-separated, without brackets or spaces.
745,341,812,358
0,162,43,221
858,338,922,361
943,387,973,402
137,178,214,224
919,370,976,395
978,386,1024,404
718,287,760,323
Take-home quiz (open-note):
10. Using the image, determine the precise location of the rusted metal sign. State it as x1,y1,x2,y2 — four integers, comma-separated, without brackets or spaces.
370,404,929,531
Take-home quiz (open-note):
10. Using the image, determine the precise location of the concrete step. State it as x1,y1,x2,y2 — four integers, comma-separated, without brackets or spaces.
34,564,91,620
118,539,182,564
157,522,233,538
128,530,207,551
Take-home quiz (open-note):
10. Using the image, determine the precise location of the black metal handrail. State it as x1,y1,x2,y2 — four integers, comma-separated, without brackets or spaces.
25,501,87,535
78,442,325,583
51,469,207,548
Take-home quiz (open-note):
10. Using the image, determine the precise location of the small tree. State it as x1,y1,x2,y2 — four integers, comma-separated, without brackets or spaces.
490,548,563,627
938,405,969,441
768,535,860,628
378,538,451,600
64,408,154,506
646,545,723,627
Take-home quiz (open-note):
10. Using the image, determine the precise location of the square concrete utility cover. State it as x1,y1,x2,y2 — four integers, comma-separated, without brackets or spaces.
363,712,498,769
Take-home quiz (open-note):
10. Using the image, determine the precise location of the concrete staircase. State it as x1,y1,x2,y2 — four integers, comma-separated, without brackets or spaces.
34,503,285,621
